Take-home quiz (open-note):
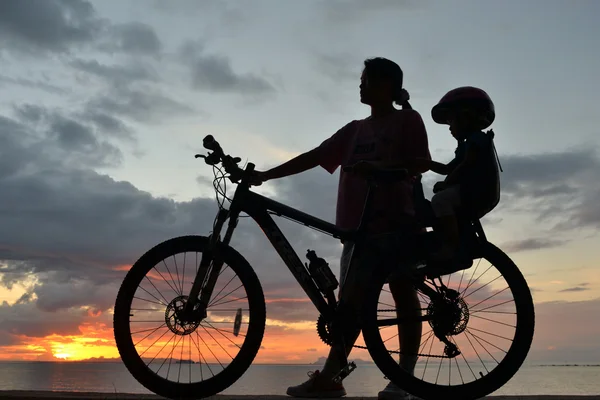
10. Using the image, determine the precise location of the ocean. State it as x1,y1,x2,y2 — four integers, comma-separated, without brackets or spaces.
0,362,599,397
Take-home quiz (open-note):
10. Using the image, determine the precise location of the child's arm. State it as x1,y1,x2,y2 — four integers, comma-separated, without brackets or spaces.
353,158,452,175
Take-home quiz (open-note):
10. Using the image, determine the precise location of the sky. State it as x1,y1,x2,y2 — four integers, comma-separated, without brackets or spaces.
0,0,599,366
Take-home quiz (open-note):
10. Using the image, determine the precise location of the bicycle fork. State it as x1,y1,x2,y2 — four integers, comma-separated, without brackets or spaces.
182,208,239,321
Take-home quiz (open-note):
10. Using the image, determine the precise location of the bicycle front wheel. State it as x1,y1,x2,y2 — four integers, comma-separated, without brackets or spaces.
362,242,535,400
113,235,266,399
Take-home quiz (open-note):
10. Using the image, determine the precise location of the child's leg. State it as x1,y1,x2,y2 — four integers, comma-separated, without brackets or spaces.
430,185,462,259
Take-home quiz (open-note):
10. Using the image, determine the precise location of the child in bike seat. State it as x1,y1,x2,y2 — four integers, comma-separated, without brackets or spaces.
414,86,499,267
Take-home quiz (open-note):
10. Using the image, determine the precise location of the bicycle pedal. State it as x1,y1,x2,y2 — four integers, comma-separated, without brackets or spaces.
332,361,357,384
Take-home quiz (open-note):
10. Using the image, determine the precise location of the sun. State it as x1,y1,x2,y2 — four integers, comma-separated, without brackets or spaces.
53,353,71,360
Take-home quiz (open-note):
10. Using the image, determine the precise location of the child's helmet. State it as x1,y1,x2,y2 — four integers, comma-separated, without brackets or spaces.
432,86,495,129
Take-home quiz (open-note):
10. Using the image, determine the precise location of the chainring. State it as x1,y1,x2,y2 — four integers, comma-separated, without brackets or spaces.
316,314,334,346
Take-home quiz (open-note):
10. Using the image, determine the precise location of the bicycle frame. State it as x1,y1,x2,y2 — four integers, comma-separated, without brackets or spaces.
183,162,462,329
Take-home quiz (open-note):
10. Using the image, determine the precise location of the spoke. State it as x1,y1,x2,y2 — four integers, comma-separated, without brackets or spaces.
182,253,187,297
201,325,235,360
137,328,170,358
464,329,489,374
209,282,244,308
421,332,436,380
468,286,510,309
190,332,209,379
457,267,467,295
147,332,176,366
133,296,165,307
203,321,242,349
173,255,183,295
468,330,500,364
471,299,514,314
470,314,515,328
196,328,224,369
468,326,513,342
161,259,182,296
461,258,483,295
436,353,443,384
178,333,185,383
158,334,181,377
137,286,168,307
464,274,503,300
133,324,167,347
466,329,508,354
210,295,248,308
451,336,473,381
208,274,238,307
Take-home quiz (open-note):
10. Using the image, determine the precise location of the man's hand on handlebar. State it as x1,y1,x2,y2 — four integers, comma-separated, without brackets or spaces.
249,170,267,186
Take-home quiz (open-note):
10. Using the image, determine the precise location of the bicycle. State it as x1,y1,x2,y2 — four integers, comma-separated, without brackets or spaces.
113,134,535,400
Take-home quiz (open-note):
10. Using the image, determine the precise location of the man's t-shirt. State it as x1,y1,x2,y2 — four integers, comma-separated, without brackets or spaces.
316,109,431,234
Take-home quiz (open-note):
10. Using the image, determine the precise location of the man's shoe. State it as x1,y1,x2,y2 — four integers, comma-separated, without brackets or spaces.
378,381,422,400
286,370,347,398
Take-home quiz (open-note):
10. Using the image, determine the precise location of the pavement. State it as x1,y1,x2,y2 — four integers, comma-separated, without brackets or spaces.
0,391,599,400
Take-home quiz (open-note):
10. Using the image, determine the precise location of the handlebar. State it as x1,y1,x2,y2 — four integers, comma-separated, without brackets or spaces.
195,135,250,184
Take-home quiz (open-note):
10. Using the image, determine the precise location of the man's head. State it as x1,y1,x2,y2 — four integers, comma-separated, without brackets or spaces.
360,58,409,108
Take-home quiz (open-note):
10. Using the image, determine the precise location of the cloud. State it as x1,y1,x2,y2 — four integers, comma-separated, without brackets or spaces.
528,298,600,362
10,105,123,168
179,40,276,95
318,0,422,24
100,22,162,55
0,74,67,95
70,59,159,86
87,86,195,124
0,0,104,54
306,348,317,352
496,147,600,230
314,52,362,83
560,286,590,293
501,238,568,253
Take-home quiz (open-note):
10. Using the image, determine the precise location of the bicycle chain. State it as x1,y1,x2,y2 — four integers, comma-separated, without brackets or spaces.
318,309,452,359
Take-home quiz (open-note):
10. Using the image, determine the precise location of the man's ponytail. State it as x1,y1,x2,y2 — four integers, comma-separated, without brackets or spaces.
395,88,412,110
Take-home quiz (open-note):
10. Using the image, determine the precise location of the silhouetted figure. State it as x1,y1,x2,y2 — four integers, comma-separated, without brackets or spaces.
254,57,431,400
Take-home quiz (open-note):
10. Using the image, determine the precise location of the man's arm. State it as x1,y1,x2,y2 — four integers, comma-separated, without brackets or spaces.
262,148,320,181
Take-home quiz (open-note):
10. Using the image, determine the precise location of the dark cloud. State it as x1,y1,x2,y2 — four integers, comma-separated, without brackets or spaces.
11,104,123,167
0,0,104,54
100,22,162,55
179,41,275,95
560,286,590,293
501,238,568,253
494,147,600,230
87,86,195,123
1,300,84,338
500,149,597,196
78,110,134,141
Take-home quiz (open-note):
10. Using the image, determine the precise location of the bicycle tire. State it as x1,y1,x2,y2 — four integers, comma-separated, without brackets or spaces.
113,235,266,399
362,242,535,400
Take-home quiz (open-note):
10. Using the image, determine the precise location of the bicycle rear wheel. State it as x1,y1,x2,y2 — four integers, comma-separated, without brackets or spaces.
113,235,266,399
362,242,535,400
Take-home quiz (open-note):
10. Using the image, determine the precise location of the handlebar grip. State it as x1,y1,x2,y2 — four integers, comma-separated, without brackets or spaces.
203,135,223,153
